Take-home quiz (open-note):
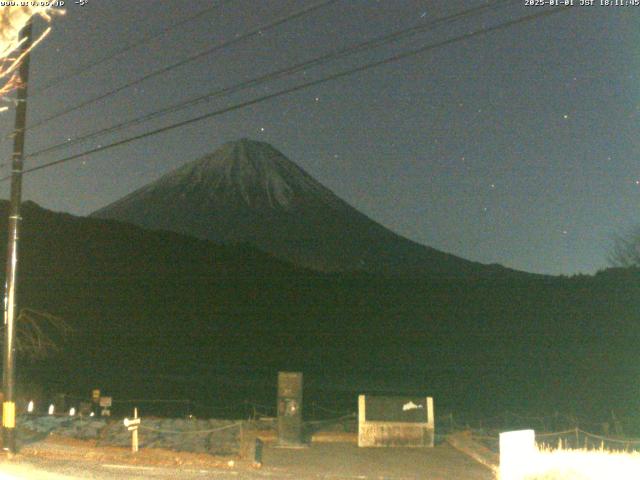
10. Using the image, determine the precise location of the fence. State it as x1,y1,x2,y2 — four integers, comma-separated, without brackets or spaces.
537,428,640,452
18,393,640,451
18,414,244,456
15,403,357,457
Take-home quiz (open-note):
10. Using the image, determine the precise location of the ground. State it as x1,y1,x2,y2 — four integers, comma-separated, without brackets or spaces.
0,434,496,479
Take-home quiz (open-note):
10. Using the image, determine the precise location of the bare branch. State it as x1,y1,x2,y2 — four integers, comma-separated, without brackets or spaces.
12,308,72,359
608,226,640,268
0,6,62,100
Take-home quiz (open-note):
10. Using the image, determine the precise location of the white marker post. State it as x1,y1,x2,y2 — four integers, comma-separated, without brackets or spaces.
123,408,141,453
499,429,537,480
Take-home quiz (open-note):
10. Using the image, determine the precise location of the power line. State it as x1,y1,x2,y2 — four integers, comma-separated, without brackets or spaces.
31,2,227,96
25,0,517,160
0,6,572,183
23,0,338,133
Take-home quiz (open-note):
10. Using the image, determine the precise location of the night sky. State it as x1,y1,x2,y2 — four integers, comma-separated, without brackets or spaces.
0,0,637,275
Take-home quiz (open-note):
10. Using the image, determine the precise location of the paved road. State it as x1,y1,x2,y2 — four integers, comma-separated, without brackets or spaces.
0,460,253,479
0,442,495,479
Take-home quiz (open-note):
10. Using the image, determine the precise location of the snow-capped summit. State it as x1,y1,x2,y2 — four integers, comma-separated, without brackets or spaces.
105,139,344,213
92,139,513,277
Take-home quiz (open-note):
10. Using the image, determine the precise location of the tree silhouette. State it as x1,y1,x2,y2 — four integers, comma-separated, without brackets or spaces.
608,227,640,268
13,308,72,360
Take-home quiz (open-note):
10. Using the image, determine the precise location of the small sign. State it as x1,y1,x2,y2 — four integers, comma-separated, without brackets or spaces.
402,401,424,411
124,416,140,431
365,396,428,423
99,396,112,407
92,389,100,402
123,417,140,428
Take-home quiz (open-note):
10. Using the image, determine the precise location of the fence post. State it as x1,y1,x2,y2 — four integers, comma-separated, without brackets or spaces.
254,438,263,467
123,408,140,453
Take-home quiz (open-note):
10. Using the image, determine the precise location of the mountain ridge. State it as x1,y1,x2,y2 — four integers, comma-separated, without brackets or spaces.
92,138,532,278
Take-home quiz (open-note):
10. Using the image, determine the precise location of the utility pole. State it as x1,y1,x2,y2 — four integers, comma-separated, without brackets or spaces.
2,21,33,454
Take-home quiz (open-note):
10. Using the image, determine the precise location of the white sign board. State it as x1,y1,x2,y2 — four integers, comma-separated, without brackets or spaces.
124,417,141,431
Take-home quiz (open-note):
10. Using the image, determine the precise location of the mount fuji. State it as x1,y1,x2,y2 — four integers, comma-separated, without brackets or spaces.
92,139,517,278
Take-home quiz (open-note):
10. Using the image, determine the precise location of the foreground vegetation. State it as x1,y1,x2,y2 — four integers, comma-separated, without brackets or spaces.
2,201,639,422
505,447,640,480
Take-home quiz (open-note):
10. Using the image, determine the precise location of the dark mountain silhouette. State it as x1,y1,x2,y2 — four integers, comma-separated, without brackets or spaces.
92,138,524,278
0,201,637,422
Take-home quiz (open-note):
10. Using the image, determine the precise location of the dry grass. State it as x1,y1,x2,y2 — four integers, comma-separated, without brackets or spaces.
500,446,640,480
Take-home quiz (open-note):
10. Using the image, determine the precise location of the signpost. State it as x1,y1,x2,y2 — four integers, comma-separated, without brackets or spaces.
91,389,100,416
99,396,112,417
123,408,140,453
